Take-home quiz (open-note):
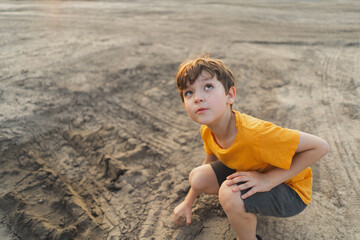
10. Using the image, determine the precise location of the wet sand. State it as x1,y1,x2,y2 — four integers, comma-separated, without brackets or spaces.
1,0,360,239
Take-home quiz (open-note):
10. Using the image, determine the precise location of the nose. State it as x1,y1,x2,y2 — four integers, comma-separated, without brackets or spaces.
194,91,204,103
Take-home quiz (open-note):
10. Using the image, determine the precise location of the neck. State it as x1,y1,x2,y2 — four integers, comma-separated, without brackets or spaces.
207,110,236,148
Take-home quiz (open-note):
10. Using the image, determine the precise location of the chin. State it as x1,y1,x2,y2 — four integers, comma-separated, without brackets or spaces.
194,118,212,126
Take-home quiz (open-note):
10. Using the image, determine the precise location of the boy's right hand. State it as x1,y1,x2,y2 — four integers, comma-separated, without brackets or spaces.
173,201,192,225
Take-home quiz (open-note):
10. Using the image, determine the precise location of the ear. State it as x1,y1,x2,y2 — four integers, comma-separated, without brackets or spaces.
226,86,236,104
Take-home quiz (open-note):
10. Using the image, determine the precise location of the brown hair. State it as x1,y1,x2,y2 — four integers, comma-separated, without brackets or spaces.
176,55,235,102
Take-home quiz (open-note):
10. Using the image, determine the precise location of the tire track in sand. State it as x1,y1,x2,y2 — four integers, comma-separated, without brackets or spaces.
321,45,360,197
320,44,360,235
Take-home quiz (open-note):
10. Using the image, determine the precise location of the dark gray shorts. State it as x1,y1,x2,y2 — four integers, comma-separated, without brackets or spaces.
210,161,307,218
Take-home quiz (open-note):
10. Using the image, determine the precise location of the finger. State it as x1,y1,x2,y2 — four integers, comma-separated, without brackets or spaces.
225,172,240,180
226,176,250,186
241,187,257,199
231,181,253,192
226,172,247,180
186,214,192,225
231,185,241,192
173,213,178,224
173,210,183,224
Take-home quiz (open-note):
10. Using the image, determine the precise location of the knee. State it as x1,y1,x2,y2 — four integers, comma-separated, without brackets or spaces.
189,166,208,192
219,180,246,213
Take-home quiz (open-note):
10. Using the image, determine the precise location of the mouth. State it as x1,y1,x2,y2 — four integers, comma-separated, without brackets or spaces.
196,107,208,114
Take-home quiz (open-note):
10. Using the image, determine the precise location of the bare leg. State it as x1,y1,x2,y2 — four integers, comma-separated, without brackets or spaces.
189,164,219,195
219,180,257,240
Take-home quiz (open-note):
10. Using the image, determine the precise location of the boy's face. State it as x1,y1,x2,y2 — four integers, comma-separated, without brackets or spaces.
182,70,235,126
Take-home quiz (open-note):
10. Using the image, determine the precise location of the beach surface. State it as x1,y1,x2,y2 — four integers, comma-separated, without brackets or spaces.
0,0,359,239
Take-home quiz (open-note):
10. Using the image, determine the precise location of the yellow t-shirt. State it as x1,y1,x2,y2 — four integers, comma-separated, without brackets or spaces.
200,111,312,205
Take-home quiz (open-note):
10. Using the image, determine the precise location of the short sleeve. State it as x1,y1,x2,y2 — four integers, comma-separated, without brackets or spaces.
258,121,300,170
200,125,214,155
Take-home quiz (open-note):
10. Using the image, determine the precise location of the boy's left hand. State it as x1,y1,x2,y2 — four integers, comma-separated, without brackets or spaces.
226,171,273,199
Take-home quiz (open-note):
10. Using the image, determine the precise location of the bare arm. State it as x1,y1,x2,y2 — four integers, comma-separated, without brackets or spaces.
173,154,218,225
226,131,329,199
263,131,329,188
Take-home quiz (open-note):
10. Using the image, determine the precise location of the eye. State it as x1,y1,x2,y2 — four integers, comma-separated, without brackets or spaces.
184,90,193,97
204,84,213,90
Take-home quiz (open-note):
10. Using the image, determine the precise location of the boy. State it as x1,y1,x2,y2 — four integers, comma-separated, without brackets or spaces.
173,56,329,240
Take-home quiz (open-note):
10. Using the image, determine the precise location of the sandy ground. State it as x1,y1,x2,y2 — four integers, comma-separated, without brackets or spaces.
0,0,360,239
